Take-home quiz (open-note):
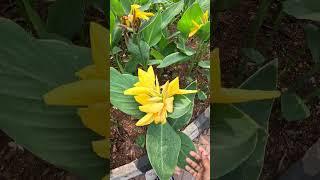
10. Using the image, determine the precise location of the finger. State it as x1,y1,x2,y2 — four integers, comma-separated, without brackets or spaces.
201,154,210,168
198,147,208,156
185,165,197,177
174,167,182,175
186,157,202,171
190,151,201,161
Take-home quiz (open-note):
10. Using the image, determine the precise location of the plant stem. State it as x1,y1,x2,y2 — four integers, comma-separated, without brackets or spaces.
246,0,272,48
187,41,206,77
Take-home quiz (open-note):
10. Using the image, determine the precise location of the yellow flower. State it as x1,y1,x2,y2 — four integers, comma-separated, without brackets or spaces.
122,4,154,29
212,48,281,103
189,10,209,38
124,66,197,126
43,22,108,179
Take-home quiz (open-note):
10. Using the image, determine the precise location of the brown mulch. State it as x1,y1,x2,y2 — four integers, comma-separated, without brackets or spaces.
214,0,320,179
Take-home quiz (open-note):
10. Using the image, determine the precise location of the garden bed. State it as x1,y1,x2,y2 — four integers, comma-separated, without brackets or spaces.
214,1,320,179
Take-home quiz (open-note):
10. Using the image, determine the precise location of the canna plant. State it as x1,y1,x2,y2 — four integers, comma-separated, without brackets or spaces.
212,48,281,179
0,18,107,180
110,65,199,179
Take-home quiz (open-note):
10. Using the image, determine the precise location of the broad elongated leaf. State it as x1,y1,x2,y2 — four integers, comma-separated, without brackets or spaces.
110,68,144,118
198,60,210,68
213,104,258,179
281,92,310,121
283,0,320,21
168,95,192,119
177,3,203,37
127,39,150,65
157,52,190,68
111,0,126,16
161,0,184,28
177,131,196,169
0,18,105,180
220,60,279,180
47,0,85,39
141,13,163,47
146,123,181,180
169,81,197,130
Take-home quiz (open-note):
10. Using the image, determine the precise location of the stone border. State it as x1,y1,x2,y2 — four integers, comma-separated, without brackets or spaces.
110,107,210,180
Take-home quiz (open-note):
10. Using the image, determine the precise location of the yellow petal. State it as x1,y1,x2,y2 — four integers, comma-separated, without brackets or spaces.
124,87,151,95
75,65,105,80
134,94,151,105
154,112,161,124
161,81,170,98
136,113,154,126
92,139,109,159
148,96,162,103
165,97,174,113
168,77,180,97
131,4,141,14
139,103,164,113
78,103,108,137
177,89,198,94
160,108,167,124
213,88,281,103
44,80,105,106
155,76,160,94
212,48,221,92
90,22,108,75
202,10,209,23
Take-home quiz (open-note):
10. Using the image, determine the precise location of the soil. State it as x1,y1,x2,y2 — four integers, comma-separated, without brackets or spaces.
214,0,320,179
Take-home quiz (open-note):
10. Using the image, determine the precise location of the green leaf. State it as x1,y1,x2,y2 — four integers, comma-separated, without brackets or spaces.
197,0,210,12
168,95,192,119
304,24,320,63
127,39,150,66
221,60,279,180
146,123,181,180
197,90,207,100
281,92,310,121
148,59,162,65
169,81,197,130
151,48,165,60
21,0,47,37
157,52,190,68
177,3,203,37
198,60,210,69
161,0,184,29
110,68,144,118
141,13,163,47
47,0,85,39
111,0,126,16
213,104,258,179
0,18,105,179
176,36,196,56
283,0,320,21
197,21,210,41
241,48,266,64
176,131,196,169
135,134,146,148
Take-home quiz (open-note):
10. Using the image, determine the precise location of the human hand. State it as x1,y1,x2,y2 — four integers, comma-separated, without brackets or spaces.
185,146,210,180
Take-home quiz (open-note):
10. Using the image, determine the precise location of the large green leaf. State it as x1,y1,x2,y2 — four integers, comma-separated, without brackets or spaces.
146,123,181,180
304,24,320,63
168,95,192,119
283,0,320,21
127,39,150,66
169,81,197,130
177,2,203,37
47,0,85,39
219,60,279,180
161,0,184,29
110,68,144,118
176,131,196,169
281,92,310,121
157,52,190,68
0,18,105,180
111,0,126,16
213,104,258,179
141,13,163,47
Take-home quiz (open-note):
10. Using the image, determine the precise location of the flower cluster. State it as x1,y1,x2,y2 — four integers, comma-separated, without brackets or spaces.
124,66,197,126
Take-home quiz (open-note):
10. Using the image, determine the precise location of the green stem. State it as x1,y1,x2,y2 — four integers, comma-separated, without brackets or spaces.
246,0,272,48
187,41,206,77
